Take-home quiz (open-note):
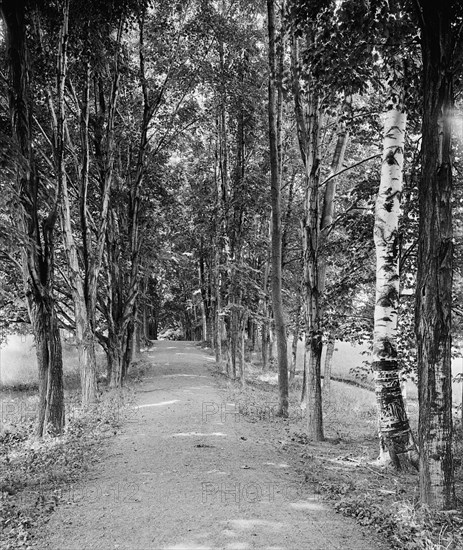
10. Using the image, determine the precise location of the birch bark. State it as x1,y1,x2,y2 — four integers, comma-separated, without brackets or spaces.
372,91,416,467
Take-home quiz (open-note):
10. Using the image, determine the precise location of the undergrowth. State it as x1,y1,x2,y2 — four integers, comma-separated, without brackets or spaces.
0,388,135,550
334,496,463,550
218,368,463,550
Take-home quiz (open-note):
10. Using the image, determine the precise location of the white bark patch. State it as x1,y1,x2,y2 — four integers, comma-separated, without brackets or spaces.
373,105,412,450
373,108,406,363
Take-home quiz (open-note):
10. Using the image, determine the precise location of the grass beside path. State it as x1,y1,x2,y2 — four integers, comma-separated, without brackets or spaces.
2,343,462,550
219,361,463,550
0,375,141,550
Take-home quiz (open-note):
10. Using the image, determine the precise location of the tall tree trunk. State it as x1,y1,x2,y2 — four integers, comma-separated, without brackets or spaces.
62,194,98,406
37,0,98,407
214,244,223,367
268,0,289,417
282,173,296,267
107,332,123,388
200,299,208,341
322,336,334,396
261,233,271,370
372,90,416,468
290,298,302,381
303,107,323,440
300,350,307,406
79,58,100,401
2,0,65,436
291,33,323,439
88,20,123,387
213,33,229,368
135,308,141,354
269,319,276,365
121,11,153,376
317,112,349,402
261,321,269,370
105,209,125,387
199,258,208,341
226,258,238,378
317,107,349,403
33,297,65,436
55,1,98,407
320,101,350,236
230,310,238,379
123,304,137,378
414,1,457,509
103,14,149,386
238,309,247,386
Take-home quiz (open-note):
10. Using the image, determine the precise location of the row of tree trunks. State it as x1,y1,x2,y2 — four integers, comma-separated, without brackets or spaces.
209,3,255,382
51,0,99,407
101,12,158,388
119,12,153,381
41,8,124,402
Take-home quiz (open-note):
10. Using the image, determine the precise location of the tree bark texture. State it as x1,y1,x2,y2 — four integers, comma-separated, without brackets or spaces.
55,0,98,406
372,96,416,467
320,102,350,240
291,33,323,440
268,0,289,417
414,0,457,509
322,336,334,396
261,225,272,370
290,297,302,381
2,0,65,436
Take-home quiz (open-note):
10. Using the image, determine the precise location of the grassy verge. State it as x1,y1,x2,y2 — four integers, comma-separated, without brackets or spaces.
0,368,145,550
215,364,463,550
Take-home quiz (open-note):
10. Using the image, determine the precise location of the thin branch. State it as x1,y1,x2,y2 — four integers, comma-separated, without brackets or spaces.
320,152,382,188
399,239,418,272
33,115,54,151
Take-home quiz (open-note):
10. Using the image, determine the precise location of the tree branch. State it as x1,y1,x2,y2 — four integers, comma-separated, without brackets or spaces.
320,152,382,188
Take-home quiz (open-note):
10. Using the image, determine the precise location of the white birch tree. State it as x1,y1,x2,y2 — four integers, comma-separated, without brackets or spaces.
372,87,417,467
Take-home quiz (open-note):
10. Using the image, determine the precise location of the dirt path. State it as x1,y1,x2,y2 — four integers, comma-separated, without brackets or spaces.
36,342,388,550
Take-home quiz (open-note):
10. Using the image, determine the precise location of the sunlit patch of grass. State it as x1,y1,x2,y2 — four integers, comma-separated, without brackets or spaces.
226,382,300,423
0,338,107,390
322,382,377,442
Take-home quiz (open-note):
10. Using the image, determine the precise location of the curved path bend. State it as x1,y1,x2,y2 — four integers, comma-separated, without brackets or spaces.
37,341,387,550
